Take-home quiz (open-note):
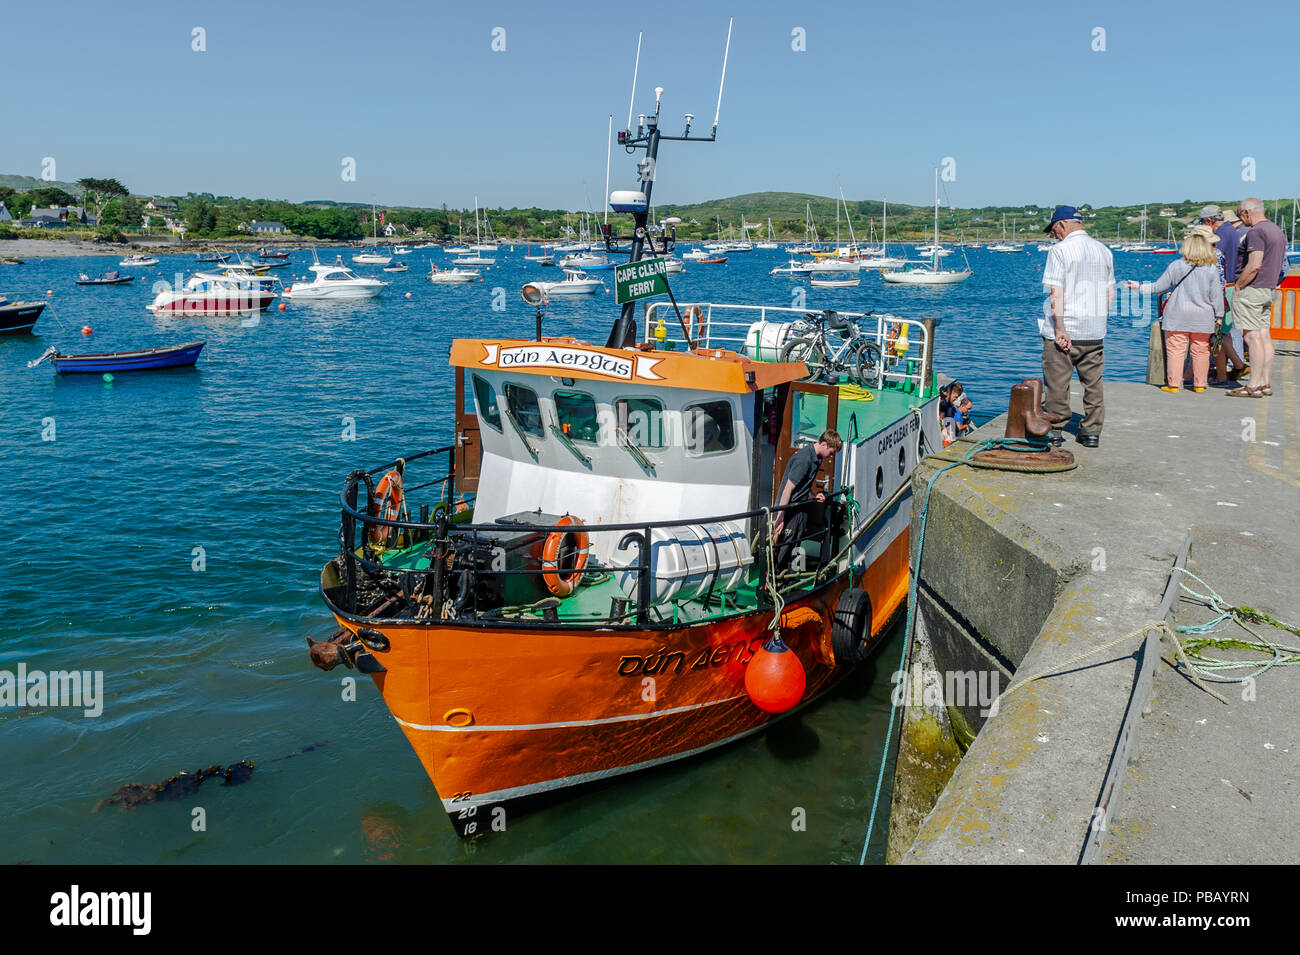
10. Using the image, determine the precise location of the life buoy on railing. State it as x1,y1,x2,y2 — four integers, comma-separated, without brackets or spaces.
687,304,705,343
541,515,590,597
368,460,405,545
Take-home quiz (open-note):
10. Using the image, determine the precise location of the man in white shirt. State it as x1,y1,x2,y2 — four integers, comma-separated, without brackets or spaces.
1040,205,1114,448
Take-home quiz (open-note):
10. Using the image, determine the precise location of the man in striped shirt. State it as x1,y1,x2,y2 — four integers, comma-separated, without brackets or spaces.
1040,206,1114,448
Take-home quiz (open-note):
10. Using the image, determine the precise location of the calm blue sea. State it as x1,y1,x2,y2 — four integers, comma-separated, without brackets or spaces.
0,243,1171,864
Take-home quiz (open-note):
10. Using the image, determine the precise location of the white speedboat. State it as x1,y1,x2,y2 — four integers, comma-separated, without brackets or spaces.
559,252,608,269
454,255,496,267
663,257,684,274
770,259,813,276
526,269,603,296
352,250,393,266
393,246,413,255
120,254,159,267
282,258,388,299
809,275,860,289
148,274,277,315
428,266,481,284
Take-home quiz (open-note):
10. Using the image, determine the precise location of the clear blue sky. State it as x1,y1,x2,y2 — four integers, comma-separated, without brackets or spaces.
4,0,1297,211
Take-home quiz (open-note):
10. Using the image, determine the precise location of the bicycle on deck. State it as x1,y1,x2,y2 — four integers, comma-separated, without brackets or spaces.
780,309,884,386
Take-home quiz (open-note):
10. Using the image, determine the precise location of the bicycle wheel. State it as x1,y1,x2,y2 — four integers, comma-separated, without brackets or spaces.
852,340,884,387
781,335,829,380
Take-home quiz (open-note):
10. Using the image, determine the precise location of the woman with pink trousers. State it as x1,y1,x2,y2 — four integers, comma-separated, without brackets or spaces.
1126,225,1225,392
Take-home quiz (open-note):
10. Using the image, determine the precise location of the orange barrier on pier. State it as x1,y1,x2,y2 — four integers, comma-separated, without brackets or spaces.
1270,275,1300,342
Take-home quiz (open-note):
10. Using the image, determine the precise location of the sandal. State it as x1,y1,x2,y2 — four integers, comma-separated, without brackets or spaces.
1259,385,1272,396
1226,385,1263,398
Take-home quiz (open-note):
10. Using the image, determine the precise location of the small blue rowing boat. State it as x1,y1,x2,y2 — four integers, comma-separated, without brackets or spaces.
28,341,206,374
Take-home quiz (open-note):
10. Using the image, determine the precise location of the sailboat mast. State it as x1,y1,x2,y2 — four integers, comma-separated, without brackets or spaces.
932,167,940,270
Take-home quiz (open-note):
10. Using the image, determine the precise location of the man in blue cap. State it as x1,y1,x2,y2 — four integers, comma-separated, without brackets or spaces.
1040,205,1113,447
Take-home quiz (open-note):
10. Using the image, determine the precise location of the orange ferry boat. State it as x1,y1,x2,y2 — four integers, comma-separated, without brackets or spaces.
309,73,944,838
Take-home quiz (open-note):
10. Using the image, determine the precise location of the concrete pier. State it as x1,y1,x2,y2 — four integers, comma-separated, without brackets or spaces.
890,354,1300,864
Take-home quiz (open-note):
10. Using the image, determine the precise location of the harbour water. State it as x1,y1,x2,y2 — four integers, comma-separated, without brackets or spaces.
1,245,1172,863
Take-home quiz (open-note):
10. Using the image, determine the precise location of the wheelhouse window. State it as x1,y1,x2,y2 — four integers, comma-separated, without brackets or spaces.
683,400,735,456
554,390,600,443
472,374,502,432
504,382,544,437
615,397,666,448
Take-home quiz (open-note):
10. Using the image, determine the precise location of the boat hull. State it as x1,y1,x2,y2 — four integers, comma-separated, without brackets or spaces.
50,341,205,373
326,526,910,838
0,302,46,333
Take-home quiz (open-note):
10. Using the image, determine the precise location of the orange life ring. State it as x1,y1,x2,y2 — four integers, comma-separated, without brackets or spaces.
541,515,589,597
687,304,705,341
369,467,405,544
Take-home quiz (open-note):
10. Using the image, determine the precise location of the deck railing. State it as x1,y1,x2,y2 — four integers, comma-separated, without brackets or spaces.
643,302,933,393
330,450,855,629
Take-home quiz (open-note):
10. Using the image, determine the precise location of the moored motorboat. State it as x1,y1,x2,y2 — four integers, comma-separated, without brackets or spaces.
120,254,160,267
28,341,206,373
770,259,813,276
76,270,134,286
524,268,604,296
309,63,944,839
809,275,861,288
383,261,410,273
0,295,46,333
283,257,388,299
427,265,481,284
148,275,278,315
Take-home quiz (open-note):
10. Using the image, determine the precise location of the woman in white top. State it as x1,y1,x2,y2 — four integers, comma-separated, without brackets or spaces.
1126,226,1225,392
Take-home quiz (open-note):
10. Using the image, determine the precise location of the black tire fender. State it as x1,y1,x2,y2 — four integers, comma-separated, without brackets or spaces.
831,588,873,665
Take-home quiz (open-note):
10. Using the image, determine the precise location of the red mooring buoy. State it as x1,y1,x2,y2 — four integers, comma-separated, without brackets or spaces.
744,632,806,713
81,325,93,335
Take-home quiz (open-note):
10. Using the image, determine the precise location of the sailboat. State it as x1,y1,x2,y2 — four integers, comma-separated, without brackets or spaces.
1120,207,1157,253
857,198,906,268
352,201,392,265
454,197,497,267
787,201,822,254
1151,219,1179,255
756,218,779,250
882,168,973,285
988,213,1024,253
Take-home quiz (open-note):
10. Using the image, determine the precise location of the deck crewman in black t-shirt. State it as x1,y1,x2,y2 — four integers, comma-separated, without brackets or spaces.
773,429,843,568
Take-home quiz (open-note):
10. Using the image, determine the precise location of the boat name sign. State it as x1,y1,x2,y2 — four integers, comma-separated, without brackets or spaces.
614,256,668,305
481,343,663,381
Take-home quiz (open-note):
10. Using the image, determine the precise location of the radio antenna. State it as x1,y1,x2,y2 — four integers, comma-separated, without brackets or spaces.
603,114,612,225
712,17,732,135
625,32,642,133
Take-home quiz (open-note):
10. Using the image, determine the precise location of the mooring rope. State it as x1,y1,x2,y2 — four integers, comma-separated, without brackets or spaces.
859,434,1088,864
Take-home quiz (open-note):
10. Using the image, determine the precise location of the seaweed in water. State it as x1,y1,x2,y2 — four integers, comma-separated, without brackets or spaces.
94,760,255,811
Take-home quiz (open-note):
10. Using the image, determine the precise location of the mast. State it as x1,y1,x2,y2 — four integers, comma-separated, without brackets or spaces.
603,19,731,349
932,167,940,271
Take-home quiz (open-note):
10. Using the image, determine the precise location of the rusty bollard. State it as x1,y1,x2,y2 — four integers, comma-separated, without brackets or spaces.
970,378,1075,470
